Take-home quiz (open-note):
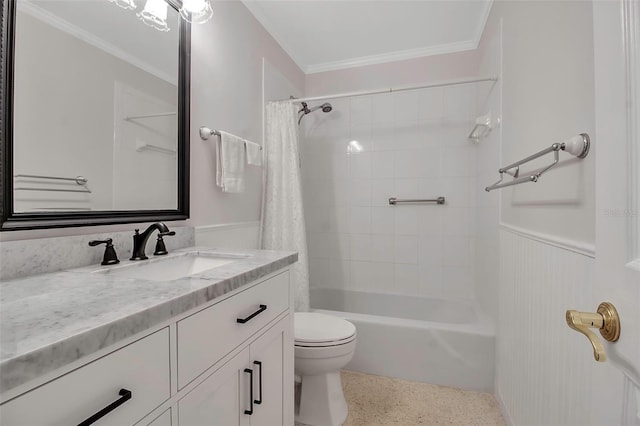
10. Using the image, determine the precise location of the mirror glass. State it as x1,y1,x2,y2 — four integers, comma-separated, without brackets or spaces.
11,0,183,215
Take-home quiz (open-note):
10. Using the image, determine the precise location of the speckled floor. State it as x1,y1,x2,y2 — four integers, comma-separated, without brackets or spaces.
341,370,506,426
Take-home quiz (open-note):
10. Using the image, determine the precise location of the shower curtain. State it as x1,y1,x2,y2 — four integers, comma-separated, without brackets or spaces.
261,102,310,311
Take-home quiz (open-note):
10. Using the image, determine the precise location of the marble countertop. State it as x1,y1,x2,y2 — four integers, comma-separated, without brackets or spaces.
0,247,297,395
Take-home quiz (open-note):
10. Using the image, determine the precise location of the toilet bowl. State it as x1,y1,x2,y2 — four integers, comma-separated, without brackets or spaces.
294,312,356,426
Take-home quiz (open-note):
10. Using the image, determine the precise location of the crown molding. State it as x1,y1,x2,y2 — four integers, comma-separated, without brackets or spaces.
305,40,479,74
18,0,176,85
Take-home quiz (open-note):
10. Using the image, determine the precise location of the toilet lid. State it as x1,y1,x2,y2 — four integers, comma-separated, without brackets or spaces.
294,312,356,345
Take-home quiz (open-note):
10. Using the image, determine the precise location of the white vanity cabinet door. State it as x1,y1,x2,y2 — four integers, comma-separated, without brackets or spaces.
249,316,291,426
0,328,170,426
178,347,251,426
177,272,289,389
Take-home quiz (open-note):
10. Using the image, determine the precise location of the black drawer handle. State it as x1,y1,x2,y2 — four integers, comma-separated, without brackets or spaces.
237,304,267,324
244,368,254,415
253,360,263,405
77,388,132,426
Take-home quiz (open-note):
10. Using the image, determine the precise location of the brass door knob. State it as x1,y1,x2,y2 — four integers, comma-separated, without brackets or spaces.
566,302,620,362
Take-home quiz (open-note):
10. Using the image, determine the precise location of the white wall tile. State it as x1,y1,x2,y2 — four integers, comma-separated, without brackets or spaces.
394,235,418,264
393,90,420,123
349,151,372,179
418,235,444,266
372,93,394,125
419,86,444,122
418,263,443,295
349,178,372,206
350,233,373,261
372,151,394,178
371,207,395,234
371,179,395,207
370,234,395,262
394,264,419,294
350,260,394,292
349,206,372,234
394,206,419,235
350,96,372,126
442,265,475,298
443,237,475,267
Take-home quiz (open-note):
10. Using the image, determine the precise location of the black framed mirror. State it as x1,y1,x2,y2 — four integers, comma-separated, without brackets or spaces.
0,0,190,231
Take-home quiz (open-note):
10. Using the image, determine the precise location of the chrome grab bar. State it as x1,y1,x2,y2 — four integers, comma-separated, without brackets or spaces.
389,197,445,205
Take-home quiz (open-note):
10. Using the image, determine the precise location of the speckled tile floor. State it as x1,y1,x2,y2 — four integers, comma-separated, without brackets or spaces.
341,370,506,426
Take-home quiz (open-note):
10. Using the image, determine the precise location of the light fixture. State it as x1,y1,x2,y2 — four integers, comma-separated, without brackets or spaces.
179,0,213,24
137,0,170,32
108,0,137,10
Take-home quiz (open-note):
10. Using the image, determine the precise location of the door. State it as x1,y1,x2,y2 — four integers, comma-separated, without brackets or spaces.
178,348,251,426
593,0,640,424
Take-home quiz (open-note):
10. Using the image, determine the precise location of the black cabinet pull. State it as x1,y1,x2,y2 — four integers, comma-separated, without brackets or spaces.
253,361,263,405
77,388,132,426
237,305,267,324
244,368,254,415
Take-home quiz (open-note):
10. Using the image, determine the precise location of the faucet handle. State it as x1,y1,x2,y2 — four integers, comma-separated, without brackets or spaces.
88,238,120,266
154,231,175,256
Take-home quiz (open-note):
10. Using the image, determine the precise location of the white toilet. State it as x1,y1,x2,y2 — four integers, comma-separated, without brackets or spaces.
294,312,357,426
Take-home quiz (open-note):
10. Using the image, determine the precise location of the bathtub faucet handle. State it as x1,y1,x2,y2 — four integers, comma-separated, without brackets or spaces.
565,302,620,362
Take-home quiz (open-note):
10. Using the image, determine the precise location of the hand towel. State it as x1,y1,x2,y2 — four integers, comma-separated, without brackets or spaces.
216,131,245,193
245,140,263,166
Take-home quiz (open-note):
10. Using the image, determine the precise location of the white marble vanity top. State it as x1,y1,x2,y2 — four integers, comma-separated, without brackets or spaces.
0,247,297,394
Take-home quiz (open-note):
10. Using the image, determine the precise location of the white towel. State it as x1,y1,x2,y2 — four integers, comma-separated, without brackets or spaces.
245,140,263,166
216,131,245,193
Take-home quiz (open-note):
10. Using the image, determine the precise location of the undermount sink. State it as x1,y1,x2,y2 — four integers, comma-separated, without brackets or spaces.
96,252,247,282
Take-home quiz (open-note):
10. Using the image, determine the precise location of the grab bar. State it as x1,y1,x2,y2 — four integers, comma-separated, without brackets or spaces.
14,174,92,193
389,197,445,205
485,133,590,192
14,174,88,185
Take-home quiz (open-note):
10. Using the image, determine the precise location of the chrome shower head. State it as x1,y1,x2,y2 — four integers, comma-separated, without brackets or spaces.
298,102,333,124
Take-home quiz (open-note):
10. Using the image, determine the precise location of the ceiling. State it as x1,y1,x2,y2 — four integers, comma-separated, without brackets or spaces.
242,0,493,74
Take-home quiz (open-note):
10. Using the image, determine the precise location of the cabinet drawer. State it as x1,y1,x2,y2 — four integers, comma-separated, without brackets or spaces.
0,328,170,426
177,271,289,388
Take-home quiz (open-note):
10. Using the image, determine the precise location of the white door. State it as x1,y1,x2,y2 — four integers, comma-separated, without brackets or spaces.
593,0,640,424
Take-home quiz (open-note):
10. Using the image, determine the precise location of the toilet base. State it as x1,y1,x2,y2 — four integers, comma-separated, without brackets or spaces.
296,371,348,426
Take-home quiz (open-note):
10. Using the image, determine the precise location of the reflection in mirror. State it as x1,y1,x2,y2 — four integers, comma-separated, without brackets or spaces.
12,0,180,213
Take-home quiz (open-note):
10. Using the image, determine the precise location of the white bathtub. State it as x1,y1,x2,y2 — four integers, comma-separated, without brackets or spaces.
310,288,495,392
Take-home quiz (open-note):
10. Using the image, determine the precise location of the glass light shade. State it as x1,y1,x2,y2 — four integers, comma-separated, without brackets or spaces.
108,0,137,10
179,0,213,24
137,0,170,32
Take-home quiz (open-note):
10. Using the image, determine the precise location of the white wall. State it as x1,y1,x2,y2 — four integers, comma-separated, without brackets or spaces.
1,1,304,244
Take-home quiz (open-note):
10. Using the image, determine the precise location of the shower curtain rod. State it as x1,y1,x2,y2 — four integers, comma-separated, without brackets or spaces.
278,75,498,104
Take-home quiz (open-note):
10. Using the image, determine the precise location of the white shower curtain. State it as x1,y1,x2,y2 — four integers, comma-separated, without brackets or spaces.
261,102,310,311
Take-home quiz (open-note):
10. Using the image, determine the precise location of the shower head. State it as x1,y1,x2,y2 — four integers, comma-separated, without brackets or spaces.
298,102,333,124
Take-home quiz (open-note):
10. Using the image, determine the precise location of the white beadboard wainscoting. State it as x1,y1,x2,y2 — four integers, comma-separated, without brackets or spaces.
195,221,261,249
497,229,596,425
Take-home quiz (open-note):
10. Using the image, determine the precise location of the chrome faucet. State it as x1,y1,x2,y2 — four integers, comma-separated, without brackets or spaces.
130,223,176,260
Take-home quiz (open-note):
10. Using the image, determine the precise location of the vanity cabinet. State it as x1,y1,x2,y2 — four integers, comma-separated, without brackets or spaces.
0,269,294,426
178,317,290,426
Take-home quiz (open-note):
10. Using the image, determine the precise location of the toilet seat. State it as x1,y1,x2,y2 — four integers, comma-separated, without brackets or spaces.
294,312,356,347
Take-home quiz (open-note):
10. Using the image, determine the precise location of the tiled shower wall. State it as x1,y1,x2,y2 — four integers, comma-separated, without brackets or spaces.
301,85,480,299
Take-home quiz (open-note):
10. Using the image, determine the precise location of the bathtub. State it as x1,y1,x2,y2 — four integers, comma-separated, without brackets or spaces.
310,288,495,392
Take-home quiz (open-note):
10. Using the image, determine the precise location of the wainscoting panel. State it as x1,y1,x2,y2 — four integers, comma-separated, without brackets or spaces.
497,229,595,425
